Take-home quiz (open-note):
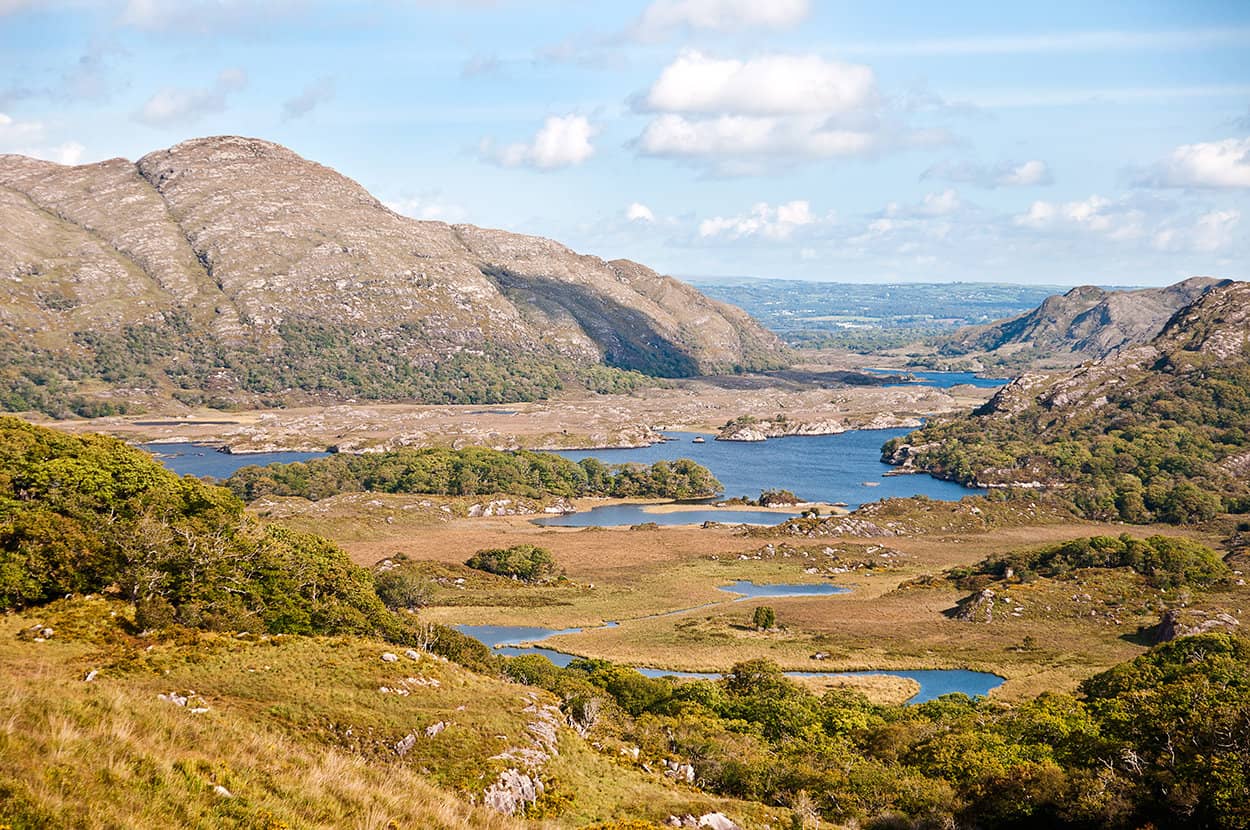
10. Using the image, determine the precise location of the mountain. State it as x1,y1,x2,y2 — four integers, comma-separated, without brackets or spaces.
933,277,1227,369
0,136,786,416
885,280,1250,523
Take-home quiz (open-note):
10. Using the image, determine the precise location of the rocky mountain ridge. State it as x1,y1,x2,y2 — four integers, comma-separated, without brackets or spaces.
885,280,1250,522
0,136,786,415
934,277,1226,369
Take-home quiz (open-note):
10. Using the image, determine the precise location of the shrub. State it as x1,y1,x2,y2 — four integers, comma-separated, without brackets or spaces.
465,544,556,582
753,606,777,630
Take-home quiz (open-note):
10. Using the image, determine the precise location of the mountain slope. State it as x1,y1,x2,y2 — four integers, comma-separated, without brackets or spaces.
0,136,786,416
935,277,1226,369
886,280,1250,522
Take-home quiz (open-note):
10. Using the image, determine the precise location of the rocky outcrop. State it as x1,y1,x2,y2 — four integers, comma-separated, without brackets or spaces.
0,136,787,412
952,589,997,623
1154,609,1241,643
717,414,924,442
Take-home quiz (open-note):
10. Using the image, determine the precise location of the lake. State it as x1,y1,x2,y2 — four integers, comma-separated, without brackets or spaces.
140,442,330,479
864,368,1011,389
536,428,985,526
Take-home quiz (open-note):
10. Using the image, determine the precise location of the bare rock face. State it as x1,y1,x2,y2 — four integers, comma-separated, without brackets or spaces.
0,136,787,412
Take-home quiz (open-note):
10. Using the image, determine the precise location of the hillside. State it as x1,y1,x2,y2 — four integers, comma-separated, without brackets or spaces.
885,280,1250,522
0,136,786,417
933,277,1226,369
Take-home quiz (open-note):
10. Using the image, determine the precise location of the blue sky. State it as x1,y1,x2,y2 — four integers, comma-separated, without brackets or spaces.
1,0,1248,285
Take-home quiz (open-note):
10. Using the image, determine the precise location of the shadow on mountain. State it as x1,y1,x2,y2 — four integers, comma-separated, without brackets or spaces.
486,268,700,377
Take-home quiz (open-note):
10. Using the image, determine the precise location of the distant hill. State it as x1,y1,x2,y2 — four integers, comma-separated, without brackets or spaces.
934,277,1227,369
0,136,786,416
885,280,1250,523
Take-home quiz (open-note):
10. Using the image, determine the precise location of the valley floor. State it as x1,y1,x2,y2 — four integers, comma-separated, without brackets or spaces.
271,492,1236,702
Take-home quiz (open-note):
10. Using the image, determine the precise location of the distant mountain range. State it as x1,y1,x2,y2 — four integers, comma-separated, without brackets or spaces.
0,136,786,416
934,277,1227,369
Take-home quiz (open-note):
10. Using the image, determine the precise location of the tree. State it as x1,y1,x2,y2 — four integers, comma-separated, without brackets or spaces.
753,606,777,630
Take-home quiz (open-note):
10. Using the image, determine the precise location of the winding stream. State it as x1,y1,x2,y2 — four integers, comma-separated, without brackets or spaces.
456,581,1003,703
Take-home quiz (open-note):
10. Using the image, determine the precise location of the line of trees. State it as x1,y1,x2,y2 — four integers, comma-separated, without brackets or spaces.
226,448,722,502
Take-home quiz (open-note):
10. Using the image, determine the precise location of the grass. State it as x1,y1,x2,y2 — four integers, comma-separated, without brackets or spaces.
275,495,1245,703
0,600,779,829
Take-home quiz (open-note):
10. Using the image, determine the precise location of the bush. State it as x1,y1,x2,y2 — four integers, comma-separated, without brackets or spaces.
753,606,777,630
374,568,430,610
466,544,556,582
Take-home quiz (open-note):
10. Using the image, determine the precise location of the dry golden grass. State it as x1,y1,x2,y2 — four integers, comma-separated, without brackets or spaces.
0,603,777,829
288,506,1239,702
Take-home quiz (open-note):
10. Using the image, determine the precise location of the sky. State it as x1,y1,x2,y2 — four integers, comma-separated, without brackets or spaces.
1,0,1248,286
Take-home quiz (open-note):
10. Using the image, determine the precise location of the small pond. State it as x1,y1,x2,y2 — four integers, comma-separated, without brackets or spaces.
456,622,1002,704
534,504,798,528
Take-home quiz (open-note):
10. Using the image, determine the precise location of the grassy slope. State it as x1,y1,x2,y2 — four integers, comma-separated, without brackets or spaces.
0,600,773,829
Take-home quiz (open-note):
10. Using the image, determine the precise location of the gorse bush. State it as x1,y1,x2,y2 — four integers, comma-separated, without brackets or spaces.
0,417,414,643
226,448,721,502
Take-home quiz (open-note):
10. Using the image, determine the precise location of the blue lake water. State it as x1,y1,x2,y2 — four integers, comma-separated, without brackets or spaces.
455,610,1003,704
141,442,330,479
864,368,1010,389
534,504,800,527
718,580,850,599
543,429,985,513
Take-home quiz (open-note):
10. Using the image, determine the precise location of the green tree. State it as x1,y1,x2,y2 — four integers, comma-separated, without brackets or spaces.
752,606,777,630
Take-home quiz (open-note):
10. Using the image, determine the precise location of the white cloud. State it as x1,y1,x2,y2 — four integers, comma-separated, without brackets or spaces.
1015,195,1108,229
634,0,810,39
633,50,946,172
282,76,334,121
1140,137,1250,189
134,67,247,126
699,200,823,240
0,111,43,142
644,51,876,116
918,189,961,215
36,140,85,164
638,113,877,162
1153,210,1242,253
0,113,84,164
923,158,1052,188
384,195,466,223
1000,160,1050,186
1013,194,1148,241
483,114,596,171
118,0,305,33
626,202,655,223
